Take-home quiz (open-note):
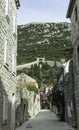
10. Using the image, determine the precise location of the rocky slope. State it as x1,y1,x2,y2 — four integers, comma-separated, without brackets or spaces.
17,22,72,65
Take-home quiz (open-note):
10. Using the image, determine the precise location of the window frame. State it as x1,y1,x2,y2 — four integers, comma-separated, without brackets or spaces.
12,52,16,75
5,0,9,15
75,5,78,22
3,94,8,124
13,15,16,33
4,39,9,68
5,0,10,23
77,46,79,67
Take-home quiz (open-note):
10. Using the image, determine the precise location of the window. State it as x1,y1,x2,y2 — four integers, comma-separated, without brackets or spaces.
12,93,15,105
5,0,10,23
75,6,78,22
5,0,9,15
12,52,16,74
13,16,16,33
3,94,8,123
77,46,79,67
4,39,9,67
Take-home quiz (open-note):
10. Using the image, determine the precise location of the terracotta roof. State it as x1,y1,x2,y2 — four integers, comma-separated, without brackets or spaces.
66,0,76,18
15,0,20,8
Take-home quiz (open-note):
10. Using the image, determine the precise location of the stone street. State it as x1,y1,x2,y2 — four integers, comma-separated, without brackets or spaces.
16,110,75,130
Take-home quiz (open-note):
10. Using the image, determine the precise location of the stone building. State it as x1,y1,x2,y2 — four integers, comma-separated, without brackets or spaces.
16,73,40,127
16,74,28,127
67,0,79,129
64,60,77,127
0,0,20,130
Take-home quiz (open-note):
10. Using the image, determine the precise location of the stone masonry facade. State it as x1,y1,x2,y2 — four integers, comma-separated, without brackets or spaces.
67,0,79,129
64,60,77,127
16,73,40,127
0,0,20,130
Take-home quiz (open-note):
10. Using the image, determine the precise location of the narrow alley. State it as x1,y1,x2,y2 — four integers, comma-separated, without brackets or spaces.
16,110,75,130
1,0,79,130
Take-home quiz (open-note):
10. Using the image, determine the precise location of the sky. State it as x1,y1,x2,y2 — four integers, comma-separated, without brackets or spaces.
17,0,70,25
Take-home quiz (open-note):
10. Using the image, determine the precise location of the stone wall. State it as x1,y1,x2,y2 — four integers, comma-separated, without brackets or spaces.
16,82,28,126
64,60,77,127
68,0,79,129
69,60,77,127
16,73,40,127
0,0,18,130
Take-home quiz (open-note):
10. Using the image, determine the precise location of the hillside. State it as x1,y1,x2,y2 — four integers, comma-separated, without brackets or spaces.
17,22,72,65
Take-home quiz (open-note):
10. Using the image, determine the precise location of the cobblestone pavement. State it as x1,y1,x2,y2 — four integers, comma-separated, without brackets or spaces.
16,110,75,130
